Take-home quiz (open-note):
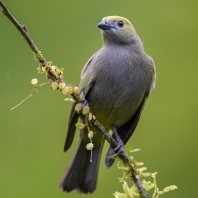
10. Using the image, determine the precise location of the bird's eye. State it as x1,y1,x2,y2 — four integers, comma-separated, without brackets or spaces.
118,20,124,28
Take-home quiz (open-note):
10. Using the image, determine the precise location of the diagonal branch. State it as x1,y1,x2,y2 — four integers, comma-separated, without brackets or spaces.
0,1,149,198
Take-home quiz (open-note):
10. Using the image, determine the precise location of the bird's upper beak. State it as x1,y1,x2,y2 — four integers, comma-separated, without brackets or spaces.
97,21,112,30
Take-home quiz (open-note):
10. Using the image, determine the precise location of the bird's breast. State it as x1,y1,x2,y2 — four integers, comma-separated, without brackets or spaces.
85,48,151,129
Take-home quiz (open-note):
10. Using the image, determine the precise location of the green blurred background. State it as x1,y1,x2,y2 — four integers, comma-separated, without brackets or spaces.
1,0,198,197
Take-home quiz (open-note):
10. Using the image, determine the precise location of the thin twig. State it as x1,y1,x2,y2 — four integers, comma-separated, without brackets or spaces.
10,82,50,111
0,1,149,197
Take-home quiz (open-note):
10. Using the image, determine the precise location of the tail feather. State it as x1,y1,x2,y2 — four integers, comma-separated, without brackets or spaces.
59,137,104,193
105,147,114,169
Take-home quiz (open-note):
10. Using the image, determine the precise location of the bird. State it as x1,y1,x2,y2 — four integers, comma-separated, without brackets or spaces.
59,16,156,194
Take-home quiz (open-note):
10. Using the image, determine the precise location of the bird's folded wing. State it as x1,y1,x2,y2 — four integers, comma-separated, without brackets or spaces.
63,53,97,152
117,94,148,144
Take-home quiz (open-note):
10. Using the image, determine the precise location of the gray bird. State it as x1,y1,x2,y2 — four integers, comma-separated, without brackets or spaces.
59,16,156,194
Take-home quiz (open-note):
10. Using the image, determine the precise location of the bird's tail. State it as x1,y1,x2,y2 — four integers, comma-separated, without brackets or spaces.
59,137,104,193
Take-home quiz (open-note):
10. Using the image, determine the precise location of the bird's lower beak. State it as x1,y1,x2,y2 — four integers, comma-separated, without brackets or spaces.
97,21,112,30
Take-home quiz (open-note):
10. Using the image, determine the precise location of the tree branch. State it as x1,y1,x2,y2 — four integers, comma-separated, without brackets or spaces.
0,1,149,197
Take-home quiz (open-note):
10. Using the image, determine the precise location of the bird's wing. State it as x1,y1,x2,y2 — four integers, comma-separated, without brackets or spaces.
116,55,155,145
64,102,78,152
147,55,156,93
63,53,97,152
117,93,148,144
79,52,98,98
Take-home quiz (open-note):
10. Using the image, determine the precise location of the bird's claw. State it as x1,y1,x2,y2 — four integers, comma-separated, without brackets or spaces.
106,125,125,159
106,143,125,159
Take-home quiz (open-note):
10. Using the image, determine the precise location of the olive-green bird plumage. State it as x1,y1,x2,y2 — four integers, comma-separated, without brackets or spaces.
59,16,156,194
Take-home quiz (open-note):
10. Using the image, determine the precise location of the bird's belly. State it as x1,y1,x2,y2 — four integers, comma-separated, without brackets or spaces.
87,83,144,129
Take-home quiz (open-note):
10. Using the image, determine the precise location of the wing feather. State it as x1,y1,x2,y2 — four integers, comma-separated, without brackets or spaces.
63,53,97,152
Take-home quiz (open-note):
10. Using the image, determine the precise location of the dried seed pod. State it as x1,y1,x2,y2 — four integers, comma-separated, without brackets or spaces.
88,131,94,139
62,86,69,95
31,78,38,86
67,86,74,94
75,103,82,111
75,123,85,129
74,87,79,94
51,82,59,90
82,106,90,115
86,143,94,150
93,115,96,120
59,82,66,89
88,113,93,121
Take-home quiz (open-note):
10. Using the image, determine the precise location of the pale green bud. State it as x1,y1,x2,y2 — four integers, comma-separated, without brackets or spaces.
82,106,90,115
75,123,85,129
42,67,46,72
88,113,93,120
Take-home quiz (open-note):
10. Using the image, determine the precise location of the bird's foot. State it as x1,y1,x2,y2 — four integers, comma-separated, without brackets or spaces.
107,142,125,159
81,98,89,108
107,126,125,159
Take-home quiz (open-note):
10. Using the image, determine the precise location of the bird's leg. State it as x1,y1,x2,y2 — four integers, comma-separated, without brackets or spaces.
107,126,125,158
81,98,89,108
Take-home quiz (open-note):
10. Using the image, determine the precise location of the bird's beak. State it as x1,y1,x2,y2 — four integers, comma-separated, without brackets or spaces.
97,21,112,30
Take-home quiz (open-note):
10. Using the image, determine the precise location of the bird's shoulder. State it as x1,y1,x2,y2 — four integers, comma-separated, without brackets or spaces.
80,52,98,79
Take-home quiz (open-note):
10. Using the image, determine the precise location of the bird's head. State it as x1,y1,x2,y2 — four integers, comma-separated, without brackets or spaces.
97,16,137,45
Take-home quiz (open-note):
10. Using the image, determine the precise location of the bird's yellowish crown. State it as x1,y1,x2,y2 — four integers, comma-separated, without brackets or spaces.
102,16,133,26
